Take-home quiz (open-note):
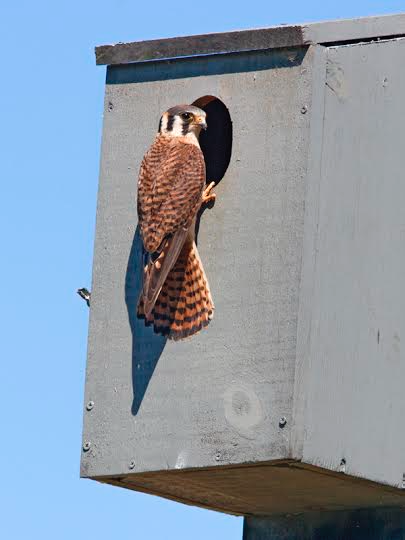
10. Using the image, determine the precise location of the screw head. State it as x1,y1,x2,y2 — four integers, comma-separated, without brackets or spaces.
301,105,308,114
83,441,91,452
129,460,135,470
279,416,287,428
215,452,221,462
86,400,94,411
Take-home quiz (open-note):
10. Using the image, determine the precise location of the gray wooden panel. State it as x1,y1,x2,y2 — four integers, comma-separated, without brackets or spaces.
301,37,405,488
95,14,405,65
292,44,327,460
303,13,405,45
81,46,313,478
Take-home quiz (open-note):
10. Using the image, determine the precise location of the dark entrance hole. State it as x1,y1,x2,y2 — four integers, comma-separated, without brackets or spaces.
192,96,232,185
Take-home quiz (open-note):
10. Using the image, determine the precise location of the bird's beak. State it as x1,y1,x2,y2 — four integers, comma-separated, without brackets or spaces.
196,115,207,130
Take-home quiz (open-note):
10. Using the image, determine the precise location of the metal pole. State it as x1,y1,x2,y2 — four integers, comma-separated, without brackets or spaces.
243,508,405,540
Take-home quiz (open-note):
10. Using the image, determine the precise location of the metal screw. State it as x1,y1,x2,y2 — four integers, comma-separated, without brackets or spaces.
339,458,346,473
279,416,287,428
108,101,114,111
215,452,221,462
129,460,136,470
86,401,94,411
83,441,91,452
301,105,308,114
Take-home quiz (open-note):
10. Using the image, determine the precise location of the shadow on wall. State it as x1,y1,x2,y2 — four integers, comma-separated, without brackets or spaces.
106,47,307,85
125,225,167,415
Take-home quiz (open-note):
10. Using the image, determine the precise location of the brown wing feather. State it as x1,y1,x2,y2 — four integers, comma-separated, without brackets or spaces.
137,135,206,315
141,227,188,317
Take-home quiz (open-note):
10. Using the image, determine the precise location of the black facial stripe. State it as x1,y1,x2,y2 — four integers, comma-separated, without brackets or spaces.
158,116,163,132
181,121,189,136
166,115,174,132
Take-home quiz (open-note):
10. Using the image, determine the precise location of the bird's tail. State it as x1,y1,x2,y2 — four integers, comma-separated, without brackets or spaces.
138,241,214,340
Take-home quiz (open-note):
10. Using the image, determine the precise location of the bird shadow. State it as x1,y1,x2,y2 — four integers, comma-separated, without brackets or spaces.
125,225,167,415
125,211,212,415
194,200,215,245
125,211,211,415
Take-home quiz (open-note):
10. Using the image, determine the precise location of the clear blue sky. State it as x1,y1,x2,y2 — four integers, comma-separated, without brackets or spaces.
1,1,403,538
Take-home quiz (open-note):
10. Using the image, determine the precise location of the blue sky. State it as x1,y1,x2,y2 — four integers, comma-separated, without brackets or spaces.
1,1,404,538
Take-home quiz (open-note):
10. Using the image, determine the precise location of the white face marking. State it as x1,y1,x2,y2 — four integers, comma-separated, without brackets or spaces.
171,115,184,137
158,109,205,146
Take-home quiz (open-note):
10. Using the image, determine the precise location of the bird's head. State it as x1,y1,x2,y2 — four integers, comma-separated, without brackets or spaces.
158,104,207,138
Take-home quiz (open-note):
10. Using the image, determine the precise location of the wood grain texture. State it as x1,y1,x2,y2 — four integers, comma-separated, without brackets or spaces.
292,44,327,460
302,13,405,44
83,32,405,515
96,461,405,517
95,14,405,66
95,26,304,65
81,47,312,479
300,37,405,488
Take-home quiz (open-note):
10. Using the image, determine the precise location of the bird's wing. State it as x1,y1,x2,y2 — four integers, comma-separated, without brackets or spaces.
137,139,206,315
141,227,189,316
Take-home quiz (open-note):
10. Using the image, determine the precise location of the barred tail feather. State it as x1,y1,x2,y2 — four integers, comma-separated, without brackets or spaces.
138,241,214,340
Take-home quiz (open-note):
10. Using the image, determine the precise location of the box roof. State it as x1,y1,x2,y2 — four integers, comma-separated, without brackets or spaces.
95,13,405,65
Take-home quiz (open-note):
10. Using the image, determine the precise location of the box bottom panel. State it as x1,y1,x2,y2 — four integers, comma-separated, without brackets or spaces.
92,461,405,516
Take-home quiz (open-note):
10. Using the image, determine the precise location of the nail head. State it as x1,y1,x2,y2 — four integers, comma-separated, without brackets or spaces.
279,416,287,428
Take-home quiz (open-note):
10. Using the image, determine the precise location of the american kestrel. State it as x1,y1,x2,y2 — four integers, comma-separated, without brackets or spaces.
137,104,216,340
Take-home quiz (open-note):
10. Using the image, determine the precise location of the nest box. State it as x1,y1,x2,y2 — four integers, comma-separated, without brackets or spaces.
82,14,405,516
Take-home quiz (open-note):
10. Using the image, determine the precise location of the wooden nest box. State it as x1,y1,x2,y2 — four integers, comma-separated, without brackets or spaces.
82,14,405,518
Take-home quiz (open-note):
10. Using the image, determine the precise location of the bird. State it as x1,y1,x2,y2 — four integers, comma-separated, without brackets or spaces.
136,104,216,340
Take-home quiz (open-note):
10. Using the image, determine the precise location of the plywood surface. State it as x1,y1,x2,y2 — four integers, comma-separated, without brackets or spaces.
300,37,405,488
82,46,313,478
95,14,405,65
97,461,405,516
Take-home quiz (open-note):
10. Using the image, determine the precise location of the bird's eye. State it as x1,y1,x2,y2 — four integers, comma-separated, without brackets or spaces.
180,112,192,121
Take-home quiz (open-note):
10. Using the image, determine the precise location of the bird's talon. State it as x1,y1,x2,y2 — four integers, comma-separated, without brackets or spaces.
202,182,216,203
